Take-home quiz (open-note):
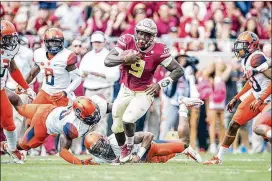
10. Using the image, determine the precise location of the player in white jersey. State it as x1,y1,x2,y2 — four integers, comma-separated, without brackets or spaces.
22,28,82,109
0,20,36,164
204,31,271,165
1,94,110,165
84,131,201,164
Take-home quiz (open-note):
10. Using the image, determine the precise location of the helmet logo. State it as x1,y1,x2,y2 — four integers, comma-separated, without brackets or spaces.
75,108,82,118
143,20,152,28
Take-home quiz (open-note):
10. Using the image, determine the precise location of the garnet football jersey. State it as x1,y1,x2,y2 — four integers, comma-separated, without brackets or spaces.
115,34,172,91
33,47,77,95
241,50,271,103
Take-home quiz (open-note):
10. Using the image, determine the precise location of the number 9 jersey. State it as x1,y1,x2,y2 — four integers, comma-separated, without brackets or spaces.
115,34,172,91
242,50,271,103
33,47,77,95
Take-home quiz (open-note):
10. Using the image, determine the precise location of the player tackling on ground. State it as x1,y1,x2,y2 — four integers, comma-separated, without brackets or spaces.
84,97,204,164
1,90,109,165
0,20,36,164
204,31,271,165
105,18,202,163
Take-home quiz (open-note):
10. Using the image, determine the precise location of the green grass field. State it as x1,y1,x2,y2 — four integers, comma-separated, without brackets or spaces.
1,153,271,181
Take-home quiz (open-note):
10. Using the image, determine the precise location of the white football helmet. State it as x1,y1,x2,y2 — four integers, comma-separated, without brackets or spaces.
134,18,157,50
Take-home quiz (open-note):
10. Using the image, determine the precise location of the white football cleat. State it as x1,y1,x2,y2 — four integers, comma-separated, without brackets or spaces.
1,141,25,164
183,145,202,163
179,97,204,108
119,144,133,163
269,165,271,172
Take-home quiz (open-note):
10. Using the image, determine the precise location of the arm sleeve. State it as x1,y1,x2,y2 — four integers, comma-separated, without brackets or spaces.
65,68,82,94
234,81,252,100
159,45,172,67
67,52,77,66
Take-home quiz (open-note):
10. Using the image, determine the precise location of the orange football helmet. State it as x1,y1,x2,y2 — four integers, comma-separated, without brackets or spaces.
44,28,64,54
72,96,101,126
84,131,116,160
234,31,259,58
0,20,19,51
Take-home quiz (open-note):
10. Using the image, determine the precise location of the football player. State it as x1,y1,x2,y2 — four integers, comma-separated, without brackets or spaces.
204,31,271,165
84,131,201,164
104,18,183,163
21,28,82,109
1,90,110,165
0,20,36,164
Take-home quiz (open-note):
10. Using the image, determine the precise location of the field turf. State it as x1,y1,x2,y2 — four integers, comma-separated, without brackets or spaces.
1,153,271,181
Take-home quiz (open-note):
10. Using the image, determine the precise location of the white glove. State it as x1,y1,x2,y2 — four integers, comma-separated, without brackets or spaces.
26,88,36,100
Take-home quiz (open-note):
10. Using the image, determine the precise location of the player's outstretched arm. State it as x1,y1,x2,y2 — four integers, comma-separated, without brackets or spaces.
59,134,98,165
9,59,36,99
104,48,140,67
8,59,30,90
25,63,40,84
131,132,154,162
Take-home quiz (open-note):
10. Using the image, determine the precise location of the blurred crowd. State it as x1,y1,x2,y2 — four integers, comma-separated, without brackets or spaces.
0,1,271,156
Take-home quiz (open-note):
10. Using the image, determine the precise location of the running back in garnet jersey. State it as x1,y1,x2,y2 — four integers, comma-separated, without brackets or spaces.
115,34,172,91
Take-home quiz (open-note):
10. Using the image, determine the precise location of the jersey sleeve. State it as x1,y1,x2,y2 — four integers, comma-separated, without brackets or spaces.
90,94,108,117
250,54,268,68
33,48,43,67
159,44,172,67
67,52,77,66
63,122,79,140
115,34,132,54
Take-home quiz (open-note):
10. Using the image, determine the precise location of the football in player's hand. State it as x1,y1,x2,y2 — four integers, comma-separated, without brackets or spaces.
121,50,140,65
121,49,138,56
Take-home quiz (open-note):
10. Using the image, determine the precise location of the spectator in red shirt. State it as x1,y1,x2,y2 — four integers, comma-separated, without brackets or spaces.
84,5,109,36
240,17,264,38
155,4,179,37
105,2,127,36
122,7,147,35
225,2,245,36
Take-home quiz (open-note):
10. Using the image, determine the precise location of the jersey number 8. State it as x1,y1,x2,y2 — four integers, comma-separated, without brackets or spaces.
129,59,146,78
249,76,261,92
45,68,55,86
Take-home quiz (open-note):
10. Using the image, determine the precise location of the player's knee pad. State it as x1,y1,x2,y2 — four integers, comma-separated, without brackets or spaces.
227,120,241,135
4,124,16,132
111,117,124,134
2,115,16,131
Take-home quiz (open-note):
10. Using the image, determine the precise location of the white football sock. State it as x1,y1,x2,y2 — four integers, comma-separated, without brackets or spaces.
4,130,17,151
266,130,271,138
216,146,228,160
126,136,134,146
